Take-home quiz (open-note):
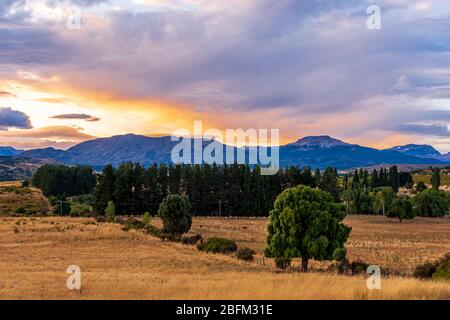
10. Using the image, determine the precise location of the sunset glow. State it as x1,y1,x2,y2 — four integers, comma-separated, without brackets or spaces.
1,0,450,151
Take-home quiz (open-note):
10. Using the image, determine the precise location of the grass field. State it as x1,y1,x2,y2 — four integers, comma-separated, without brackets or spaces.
1,215,450,299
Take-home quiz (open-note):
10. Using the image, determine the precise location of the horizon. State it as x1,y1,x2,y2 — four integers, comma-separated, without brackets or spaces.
2,132,449,154
1,1,450,152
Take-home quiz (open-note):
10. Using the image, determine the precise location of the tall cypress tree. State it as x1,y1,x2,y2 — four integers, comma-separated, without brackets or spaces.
431,167,441,190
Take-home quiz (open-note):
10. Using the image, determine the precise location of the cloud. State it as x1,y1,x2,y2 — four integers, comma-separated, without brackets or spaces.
396,123,450,137
0,91,16,97
0,107,32,130
50,113,100,122
0,125,95,150
0,125,95,140
2,0,450,150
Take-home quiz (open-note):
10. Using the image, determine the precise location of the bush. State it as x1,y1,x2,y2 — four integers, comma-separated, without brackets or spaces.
70,203,93,217
121,218,145,231
158,194,192,236
432,260,450,281
142,212,150,226
333,259,371,275
104,201,115,221
414,253,450,279
21,180,30,188
350,260,369,274
181,234,203,245
236,247,256,261
197,237,237,254
15,207,26,214
415,181,427,193
414,262,437,279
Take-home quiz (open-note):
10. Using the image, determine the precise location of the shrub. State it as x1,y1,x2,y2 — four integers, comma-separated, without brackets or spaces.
197,237,237,254
181,234,203,245
158,194,192,236
121,218,145,231
432,260,450,281
414,262,437,279
236,247,256,261
415,181,427,193
333,259,373,276
350,260,370,274
142,212,150,226
15,207,26,214
70,203,93,217
21,180,30,188
414,253,450,279
104,201,115,221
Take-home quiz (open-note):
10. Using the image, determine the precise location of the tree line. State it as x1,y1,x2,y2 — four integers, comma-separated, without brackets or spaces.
93,163,330,216
32,165,96,197
31,163,448,219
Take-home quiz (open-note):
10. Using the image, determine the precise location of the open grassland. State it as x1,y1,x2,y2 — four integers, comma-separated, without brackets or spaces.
0,215,450,299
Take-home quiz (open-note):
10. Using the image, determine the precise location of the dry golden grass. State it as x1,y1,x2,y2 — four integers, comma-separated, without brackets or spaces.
0,184,50,216
1,215,450,299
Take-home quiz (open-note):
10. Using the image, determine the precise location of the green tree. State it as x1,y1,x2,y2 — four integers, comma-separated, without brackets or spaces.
387,198,415,222
317,167,340,202
158,194,192,235
373,187,396,216
94,164,116,214
431,167,441,190
413,189,449,217
265,185,351,272
389,165,400,193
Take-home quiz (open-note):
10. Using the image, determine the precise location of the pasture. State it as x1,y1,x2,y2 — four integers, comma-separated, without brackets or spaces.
0,215,450,299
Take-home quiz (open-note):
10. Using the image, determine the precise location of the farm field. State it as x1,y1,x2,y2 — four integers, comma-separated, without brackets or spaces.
1,215,450,299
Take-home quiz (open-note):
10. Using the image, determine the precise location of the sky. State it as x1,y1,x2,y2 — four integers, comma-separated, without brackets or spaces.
1,0,450,152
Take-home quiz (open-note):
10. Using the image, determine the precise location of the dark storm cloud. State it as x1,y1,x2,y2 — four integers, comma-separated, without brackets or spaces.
0,107,32,130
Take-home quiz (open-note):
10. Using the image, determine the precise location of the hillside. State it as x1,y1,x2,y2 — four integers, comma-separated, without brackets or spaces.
0,156,55,181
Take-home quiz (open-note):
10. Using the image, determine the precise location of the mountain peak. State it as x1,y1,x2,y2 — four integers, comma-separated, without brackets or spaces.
387,144,441,158
291,135,350,148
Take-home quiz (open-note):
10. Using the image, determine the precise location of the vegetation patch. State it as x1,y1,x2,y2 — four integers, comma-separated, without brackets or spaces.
236,247,256,261
197,237,238,254
414,253,450,280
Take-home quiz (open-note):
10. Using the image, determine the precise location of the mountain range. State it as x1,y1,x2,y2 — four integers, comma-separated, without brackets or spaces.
0,146,23,156
2,134,449,171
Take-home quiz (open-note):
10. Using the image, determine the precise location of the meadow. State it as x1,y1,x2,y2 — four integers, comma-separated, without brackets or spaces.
1,214,450,299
